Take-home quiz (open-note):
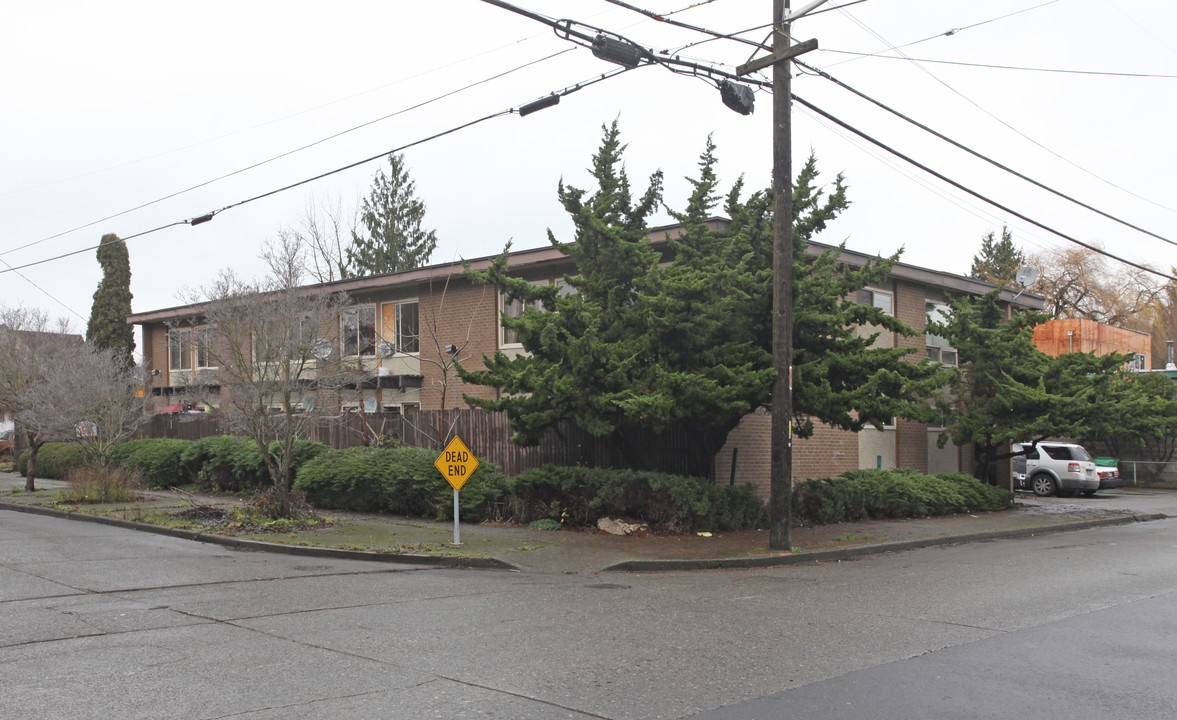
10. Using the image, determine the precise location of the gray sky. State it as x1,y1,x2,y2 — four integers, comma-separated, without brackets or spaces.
3,0,1176,344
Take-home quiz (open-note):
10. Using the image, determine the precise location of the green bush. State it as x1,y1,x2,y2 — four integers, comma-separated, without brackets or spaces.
110,439,192,488
18,443,87,480
793,468,1014,526
178,436,267,491
505,466,765,533
293,446,507,522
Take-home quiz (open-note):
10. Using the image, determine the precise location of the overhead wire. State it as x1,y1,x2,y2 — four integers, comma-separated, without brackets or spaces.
792,93,1176,282
795,60,1177,248
0,68,634,277
818,50,1177,78
0,49,577,260
830,4,1177,217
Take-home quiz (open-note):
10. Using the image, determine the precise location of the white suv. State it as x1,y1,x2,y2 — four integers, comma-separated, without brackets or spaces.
1012,442,1099,497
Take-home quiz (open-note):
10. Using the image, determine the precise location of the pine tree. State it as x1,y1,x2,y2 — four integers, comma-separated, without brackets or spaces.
86,233,135,365
346,153,438,277
969,225,1025,287
462,125,946,475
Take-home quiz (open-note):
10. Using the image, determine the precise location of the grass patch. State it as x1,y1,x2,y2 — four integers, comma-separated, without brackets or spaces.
58,465,143,504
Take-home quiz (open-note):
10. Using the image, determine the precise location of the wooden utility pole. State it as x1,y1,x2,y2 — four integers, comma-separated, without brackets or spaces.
768,0,794,550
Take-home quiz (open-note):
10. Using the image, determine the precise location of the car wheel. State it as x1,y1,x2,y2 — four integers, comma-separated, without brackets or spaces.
1031,474,1058,497
1081,489,1097,496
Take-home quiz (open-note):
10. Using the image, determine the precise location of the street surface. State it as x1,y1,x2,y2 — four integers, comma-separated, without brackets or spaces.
3,504,1177,719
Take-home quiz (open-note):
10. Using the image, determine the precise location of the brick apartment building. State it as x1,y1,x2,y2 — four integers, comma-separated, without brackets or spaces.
128,219,1043,496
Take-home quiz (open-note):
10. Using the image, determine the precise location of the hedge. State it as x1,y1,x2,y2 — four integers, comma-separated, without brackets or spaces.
17,442,88,480
504,465,765,533
109,438,192,488
792,468,1014,526
293,445,506,522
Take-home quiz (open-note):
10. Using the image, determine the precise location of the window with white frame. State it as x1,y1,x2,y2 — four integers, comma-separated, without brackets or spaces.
1133,353,1147,371
168,327,216,371
925,301,958,366
342,306,377,357
856,288,893,315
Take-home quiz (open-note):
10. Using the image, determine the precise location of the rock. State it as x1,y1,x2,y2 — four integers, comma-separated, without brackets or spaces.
597,517,648,536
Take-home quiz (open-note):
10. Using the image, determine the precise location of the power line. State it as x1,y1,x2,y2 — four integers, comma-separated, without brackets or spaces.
792,93,1176,282
0,49,576,260
0,257,87,322
0,70,633,277
819,49,1177,78
796,60,1177,249
828,5,1177,218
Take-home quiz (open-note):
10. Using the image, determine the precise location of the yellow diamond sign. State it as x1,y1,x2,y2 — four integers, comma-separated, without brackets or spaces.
435,435,479,492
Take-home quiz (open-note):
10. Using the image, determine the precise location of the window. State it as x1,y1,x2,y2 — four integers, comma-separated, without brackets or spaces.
168,329,192,372
1133,353,1147,371
168,327,215,371
857,288,893,315
926,302,957,366
395,301,419,354
342,306,377,357
501,290,544,346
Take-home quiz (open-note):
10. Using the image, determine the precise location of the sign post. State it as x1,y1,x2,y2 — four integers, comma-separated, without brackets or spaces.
434,435,478,545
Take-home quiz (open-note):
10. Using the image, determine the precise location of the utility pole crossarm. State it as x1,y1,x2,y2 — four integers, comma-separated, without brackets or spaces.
736,38,818,76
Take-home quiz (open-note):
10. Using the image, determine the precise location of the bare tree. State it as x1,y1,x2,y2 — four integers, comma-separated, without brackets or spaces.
0,307,79,490
1028,245,1162,328
180,243,357,516
274,193,356,284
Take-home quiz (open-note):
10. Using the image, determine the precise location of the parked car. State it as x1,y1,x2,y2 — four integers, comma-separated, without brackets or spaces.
0,429,13,459
1011,442,1099,497
1091,457,1124,494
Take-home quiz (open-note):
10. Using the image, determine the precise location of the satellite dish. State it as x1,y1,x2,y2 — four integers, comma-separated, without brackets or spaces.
379,341,397,358
1015,266,1038,288
364,397,378,414
311,339,332,360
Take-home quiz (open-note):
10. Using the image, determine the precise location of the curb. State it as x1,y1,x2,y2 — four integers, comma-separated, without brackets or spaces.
0,501,518,571
602,513,1169,572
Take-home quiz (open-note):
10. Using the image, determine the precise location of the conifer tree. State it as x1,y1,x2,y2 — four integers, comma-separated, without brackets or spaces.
86,233,135,365
463,124,946,474
969,225,1025,287
346,153,438,277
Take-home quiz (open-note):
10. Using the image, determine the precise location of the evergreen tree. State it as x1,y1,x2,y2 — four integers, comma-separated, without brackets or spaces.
929,290,1127,482
462,125,946,475
969,225,1025,287
346,153,438,277
86,233,135,364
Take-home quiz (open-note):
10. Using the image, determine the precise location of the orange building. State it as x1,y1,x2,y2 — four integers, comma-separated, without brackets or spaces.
1032,318,1150,370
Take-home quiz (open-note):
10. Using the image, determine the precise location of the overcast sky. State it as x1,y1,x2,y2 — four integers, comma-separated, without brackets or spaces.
4,0,1176,346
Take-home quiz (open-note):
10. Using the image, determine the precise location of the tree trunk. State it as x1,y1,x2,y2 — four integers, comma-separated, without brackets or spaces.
24,436,41,492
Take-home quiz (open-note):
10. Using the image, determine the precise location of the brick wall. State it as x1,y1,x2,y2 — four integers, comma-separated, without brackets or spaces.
894,279,929,472
714,410,860,500
417,276,500,411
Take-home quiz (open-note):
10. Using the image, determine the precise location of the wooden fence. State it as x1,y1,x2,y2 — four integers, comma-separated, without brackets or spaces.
138,409,705,477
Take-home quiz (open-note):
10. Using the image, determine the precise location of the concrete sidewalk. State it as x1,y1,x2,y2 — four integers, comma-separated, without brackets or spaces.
1,471,1172,573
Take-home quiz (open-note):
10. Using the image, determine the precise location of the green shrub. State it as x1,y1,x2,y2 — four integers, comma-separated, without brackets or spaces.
293,445,508,522
178,436,266,491
110,439,191,488
505,466,765,533
268,439,328,478
793,468,1014,526
18,443,88,480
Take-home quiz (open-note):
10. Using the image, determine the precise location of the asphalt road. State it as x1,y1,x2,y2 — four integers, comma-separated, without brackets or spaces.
3,507,1177,719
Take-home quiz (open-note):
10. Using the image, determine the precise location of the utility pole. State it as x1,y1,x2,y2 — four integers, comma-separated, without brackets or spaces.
736,1,821,550
769,0,794,551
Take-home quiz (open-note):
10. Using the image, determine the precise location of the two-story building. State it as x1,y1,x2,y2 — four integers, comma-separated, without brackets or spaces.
128,219,1043,495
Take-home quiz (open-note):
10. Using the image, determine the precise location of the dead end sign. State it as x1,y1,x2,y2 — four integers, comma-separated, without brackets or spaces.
435,435,479,492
